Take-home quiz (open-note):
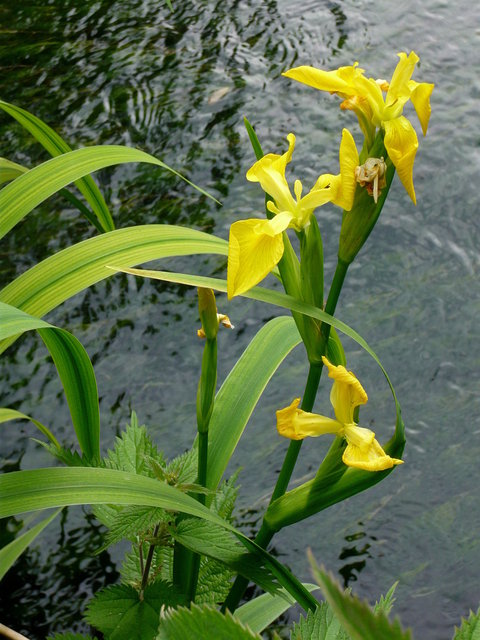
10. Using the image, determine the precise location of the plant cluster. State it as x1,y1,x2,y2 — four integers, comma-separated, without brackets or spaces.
1,50,478,640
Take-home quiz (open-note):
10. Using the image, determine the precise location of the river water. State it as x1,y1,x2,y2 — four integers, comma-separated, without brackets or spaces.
1,0,479,638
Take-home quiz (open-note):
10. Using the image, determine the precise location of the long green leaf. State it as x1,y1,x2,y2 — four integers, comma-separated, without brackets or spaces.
235,583,320,633
107,268,403,424
0,508,62,581
0,467,318,611
0,408,59,448
206,316,301,493
0,145,217,240
108,268,405,520
0,157,28,185
0,225,227,352
0,302,99,459
0,99,115,232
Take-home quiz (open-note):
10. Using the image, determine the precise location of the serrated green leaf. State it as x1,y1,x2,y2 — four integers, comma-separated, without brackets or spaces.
310,558,412,640
120,543,166,587
166,447,198,486
291,603,349,640
173,518,278,597
374,582,398,617
105,420,163,477
103,506,170,548
0,302,99,459
195,558,234,605
157,603,262,640
85,581,185,639
0,508,62,580
211,471,240,521
452,606,480,640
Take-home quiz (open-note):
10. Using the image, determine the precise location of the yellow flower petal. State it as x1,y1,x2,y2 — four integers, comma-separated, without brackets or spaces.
227,214,291,298
246,134,297,213
408,80,434,136
383,116,418,204
342,430,404,471
283,63,365,95
276,398,342,440
334,128,359,211
322,356,368,424
386,51,419,111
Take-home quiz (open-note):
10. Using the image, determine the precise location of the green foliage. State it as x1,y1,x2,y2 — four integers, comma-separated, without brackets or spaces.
311,561,412,640
0,99,114,232
291,604,349,640
0,301,100,459
172,518,279,596
104,413,164,478
194,558,234,605
452,607,480,640
235,584,320,634
85,582,186,640
373,582,398,617
157,603,262,640
0,509,62,580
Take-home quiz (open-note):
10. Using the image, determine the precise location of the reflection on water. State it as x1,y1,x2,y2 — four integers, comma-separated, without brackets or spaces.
1,0,480,637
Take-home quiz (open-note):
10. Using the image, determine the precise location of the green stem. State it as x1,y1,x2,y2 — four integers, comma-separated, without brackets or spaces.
185,430,208,601
223,257,350,613
141,524,160,592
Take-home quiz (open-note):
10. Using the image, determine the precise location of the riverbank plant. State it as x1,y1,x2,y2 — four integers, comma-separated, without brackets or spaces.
2,51,477,639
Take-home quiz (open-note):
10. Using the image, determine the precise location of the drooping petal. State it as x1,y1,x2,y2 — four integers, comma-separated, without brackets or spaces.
383,116,418,204
408,80,434,136
276,398,342,440
386,51,419,110
322,356,368,424
282,63,365,95
333,128,359,211
246,134,297,213
227,213,292,298
342,424,404,471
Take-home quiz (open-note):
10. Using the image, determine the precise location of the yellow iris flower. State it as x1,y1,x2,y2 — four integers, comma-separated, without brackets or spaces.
227,129,358,298
276,356,403,471
283,51,434,204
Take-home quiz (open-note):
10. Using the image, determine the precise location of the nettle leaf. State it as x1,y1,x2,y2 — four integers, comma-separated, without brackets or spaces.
157,603,262,640
311,562,412,640
211,471,240,521
453,606,480,640
103,505,170,547
172,518,278,596
105,414,164,477
291,603,349,640
40,442,91,467
85,581,186,639
373,582,398,617
166,447,198,485
121,544,170,587
195,558,234,605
